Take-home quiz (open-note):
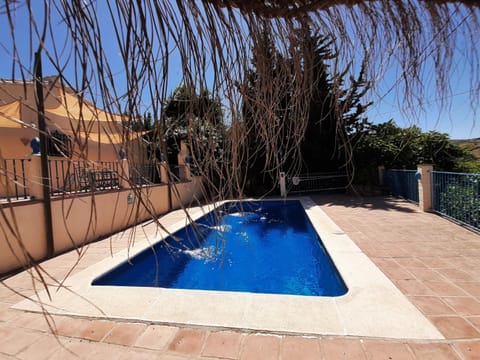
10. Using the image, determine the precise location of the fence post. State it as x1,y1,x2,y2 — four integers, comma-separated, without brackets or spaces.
26,156,44,200
183,164,192,181
378,165,385,186
119,159,130,189
161,160,173,210
177,141,192,181
279,172,287,198
417,164,433,212
160,161,168,183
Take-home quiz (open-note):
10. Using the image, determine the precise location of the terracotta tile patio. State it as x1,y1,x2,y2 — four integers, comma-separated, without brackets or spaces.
1,195,480,359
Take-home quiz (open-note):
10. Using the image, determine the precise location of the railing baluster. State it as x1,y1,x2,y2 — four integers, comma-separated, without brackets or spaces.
20,159,27,199
12,159,19,199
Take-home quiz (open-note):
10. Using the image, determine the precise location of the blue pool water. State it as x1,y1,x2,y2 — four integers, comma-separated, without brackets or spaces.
92,200,348,296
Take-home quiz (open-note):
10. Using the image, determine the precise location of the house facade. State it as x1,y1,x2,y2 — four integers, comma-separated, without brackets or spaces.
0,77,144,162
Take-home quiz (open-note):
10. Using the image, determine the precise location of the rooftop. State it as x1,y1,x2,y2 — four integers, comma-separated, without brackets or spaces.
1,194,479,359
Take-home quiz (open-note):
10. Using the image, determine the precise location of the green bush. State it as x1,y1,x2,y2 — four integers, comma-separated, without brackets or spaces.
438,177,480,229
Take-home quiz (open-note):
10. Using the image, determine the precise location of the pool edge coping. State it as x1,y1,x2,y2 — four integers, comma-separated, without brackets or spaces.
12,196,444,340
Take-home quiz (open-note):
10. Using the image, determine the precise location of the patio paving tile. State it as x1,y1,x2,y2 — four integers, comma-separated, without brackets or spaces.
442,297,480,316
0,327,44,356
16,334,62,360
102,322,147,346
456,282,480,297
47,338,98,360
88,341,134,359
446,256,478,268
362,340,414,360
370,257,398,268
395,258,428,269
239,334,281,360
467,316,480,330
408,343,460,360
380,266,414,280
0,352,15,360
0,308,16,323
8,310,54,332
76,318,117,341
320,338,367,359
393,279,436,296
405,267,443,281
280,336,321,360
51,317,97,338
134,325,178,351
202,330,244,359
436,268,476,282
418,257,455,269
452,341,480,360
118,348,166,360
408,296,456,316
167,328,207,356
429,316,480,339
422,280,469,297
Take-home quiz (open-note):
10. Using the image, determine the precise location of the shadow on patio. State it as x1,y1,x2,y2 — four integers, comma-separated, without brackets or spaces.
312,193,419,213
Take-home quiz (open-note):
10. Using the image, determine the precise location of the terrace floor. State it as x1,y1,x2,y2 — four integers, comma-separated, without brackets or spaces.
1,194,480,359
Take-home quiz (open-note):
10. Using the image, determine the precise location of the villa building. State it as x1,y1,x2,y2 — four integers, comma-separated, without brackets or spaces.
0,76,144,162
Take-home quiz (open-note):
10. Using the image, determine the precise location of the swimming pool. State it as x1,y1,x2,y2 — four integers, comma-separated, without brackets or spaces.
92,200,347,296
15,197,444,339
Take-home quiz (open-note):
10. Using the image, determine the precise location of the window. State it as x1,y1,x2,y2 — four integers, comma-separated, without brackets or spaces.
47,130,72,157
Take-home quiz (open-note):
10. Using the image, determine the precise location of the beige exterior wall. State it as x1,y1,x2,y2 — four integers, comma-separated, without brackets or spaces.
0,177,204,274
0,79,63,116
0,128,37,159
0,202,48,273
0,79,142,162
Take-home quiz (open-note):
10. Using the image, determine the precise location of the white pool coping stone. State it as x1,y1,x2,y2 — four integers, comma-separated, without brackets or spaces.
13,197,444,340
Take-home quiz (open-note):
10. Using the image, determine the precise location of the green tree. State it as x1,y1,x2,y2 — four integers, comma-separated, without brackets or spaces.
300,32,371,174
354,120,477,184
241,29,372,195
162,84,225,181
241,26,293,195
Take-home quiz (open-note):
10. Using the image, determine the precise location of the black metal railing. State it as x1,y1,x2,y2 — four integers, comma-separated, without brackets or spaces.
130,162,162,185
49,159,120,195
3,157,190,199
0,159,29,201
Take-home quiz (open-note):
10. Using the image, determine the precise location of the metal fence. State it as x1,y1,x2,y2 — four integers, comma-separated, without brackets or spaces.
287,172,348,194
130,162,162,185
432,171,480,231
49,159,120,195
0,159,29,201
384,169,419,203
1,157,191,201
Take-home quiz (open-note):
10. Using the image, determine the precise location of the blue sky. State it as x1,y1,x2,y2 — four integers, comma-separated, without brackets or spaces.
365,53,479,139
1,1,478,140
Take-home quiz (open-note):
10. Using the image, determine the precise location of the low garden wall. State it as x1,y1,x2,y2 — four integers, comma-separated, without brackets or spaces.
0,177,203,275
